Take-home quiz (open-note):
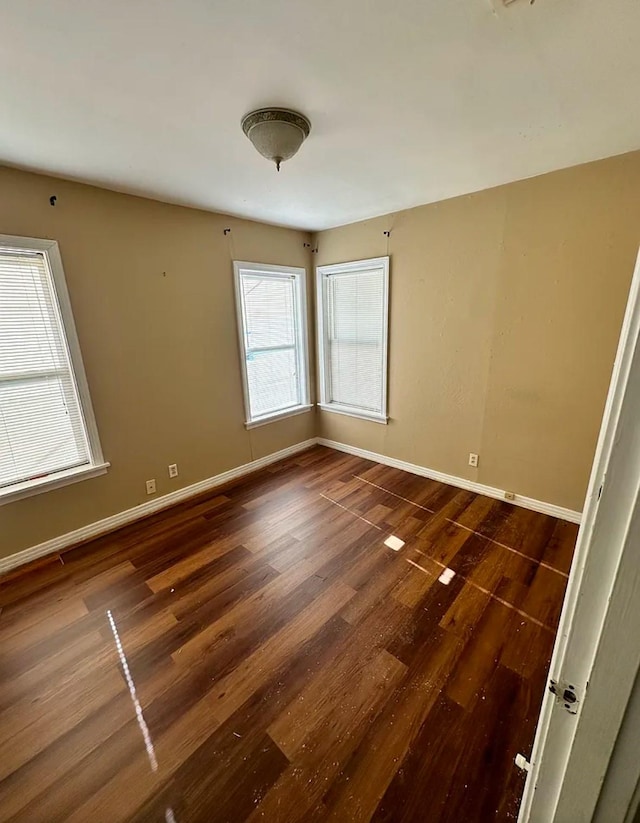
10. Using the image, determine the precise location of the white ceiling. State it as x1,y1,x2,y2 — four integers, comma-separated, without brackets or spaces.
2,0,640,230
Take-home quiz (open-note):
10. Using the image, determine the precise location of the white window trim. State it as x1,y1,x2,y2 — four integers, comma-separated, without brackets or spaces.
233,261,311,429
0,234,109,506
316,256,390,424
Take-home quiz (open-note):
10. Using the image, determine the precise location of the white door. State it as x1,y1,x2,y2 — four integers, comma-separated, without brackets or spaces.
519,247,640,823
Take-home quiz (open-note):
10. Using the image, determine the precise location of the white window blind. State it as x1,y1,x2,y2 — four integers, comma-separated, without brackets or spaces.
0,237,106,502
317,257,389,422
234,262,310,427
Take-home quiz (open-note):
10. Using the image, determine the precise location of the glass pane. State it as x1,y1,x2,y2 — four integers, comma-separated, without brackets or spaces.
329,341,383,411
0,376,88,487
0,249,92,489
0,254,68,378
246,348,299,418
242,275,295,349
328,269,384,412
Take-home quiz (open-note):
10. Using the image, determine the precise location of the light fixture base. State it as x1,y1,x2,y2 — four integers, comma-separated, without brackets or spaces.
241,107,311,171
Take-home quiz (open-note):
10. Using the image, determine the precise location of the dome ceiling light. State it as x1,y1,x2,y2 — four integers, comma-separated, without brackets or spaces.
241,108,311,172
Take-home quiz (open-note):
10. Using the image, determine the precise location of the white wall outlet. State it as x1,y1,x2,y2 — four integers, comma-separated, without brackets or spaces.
505,490,516,501
146,479,156,495
468,453,479,468
168,463,178,479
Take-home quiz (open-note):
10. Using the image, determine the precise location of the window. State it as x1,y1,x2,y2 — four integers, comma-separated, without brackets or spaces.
233,261,311,428
0,235,107,504
316,256,389,423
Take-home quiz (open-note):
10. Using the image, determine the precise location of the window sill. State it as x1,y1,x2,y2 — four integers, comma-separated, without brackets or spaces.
318,404,389,424
0,462,110,506
245,404,313,430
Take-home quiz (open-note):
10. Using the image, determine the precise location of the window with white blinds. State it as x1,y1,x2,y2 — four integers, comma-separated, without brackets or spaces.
233,262,310,427
316,257,389,423
0,236,106,503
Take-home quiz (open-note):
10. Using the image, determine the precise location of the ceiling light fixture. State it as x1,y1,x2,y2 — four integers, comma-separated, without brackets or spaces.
241,108,311,172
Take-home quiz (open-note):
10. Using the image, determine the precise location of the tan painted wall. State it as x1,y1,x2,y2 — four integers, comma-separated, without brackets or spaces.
2,150,639,559
316,151,640,511
0,166,314,559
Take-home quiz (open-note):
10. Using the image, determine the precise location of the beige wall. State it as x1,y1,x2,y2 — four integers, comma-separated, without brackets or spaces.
2,150,639,560
0,166,314,559
316,151,640,511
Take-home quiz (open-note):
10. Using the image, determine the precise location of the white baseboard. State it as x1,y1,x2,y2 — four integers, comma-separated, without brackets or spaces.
0,439,317,576
0,435,582,577
317,438,582,524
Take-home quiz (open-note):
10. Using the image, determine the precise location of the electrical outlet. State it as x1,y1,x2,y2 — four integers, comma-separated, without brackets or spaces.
505,490,516,501
168,463,178,479
146,479,156,495
468,453,479,468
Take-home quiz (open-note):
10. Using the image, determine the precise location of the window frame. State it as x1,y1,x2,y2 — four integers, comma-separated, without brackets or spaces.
316,256,390,424
0,234,108,506
233,261,311,429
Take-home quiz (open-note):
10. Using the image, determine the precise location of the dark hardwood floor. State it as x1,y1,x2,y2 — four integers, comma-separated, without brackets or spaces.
0,446,577,822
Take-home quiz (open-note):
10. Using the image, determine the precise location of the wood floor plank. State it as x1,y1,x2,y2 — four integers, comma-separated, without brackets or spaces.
0,445,575,823
206,580,356,725
0,662,125,782
0,690,137,820
131,613,353,823
64,694,224,823
254,649,406,822
322,629,465,822
445,595,522,712
268,605,410,760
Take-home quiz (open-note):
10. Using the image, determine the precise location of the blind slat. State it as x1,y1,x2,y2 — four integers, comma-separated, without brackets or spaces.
0,249,91,489
239,272,303,419
324,266,386,414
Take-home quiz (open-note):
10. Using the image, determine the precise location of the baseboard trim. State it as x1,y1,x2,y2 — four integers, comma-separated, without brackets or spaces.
0,439,317,576
317,438,582,524
1,435,582,576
